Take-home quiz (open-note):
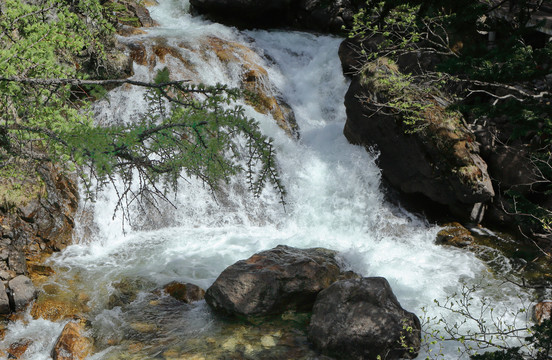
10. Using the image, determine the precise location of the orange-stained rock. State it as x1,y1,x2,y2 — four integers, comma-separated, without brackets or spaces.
164,282,205,303
31,292,90,322
436,222,474,248
206,37,298,137
27,263,55,285
128,42,148,66
534,300,552,324
52,322,93,360
152,42,194,70
122,35,298,137
7,339,32,359
119,26,148,37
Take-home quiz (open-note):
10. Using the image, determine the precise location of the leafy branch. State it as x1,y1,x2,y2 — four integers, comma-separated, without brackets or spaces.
0,0,286,225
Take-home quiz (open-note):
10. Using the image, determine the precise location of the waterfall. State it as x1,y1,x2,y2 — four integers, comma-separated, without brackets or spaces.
0,1,537,358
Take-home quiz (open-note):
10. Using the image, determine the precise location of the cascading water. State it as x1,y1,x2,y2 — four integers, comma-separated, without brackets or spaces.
0,0,540,358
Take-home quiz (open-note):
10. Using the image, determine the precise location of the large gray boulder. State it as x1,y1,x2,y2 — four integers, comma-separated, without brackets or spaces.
205,245,353,317
308,277,421,360
8,275,38,312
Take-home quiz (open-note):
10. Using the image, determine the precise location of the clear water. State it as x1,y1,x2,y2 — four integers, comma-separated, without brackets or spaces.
0,1,537,358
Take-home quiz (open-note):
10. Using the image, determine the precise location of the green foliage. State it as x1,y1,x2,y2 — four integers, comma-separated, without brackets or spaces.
469,320,552,359
0,162,44,209
349,0,552,237
0,0,113,164
0,1,285,218
361,58,432,132
526,319,552,359
505,190,552,234
470,347,524,360
440,42,552,83
71,76,286,214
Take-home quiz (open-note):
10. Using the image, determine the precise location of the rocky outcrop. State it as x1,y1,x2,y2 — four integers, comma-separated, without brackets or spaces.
205,245,352,317
0,164,78,260
119,36,299,138
206,37,299,138
342,55,494,221
308,277,421,360
0,163,78,315
52,322,93,360
189,0,363,33
104,0,157,28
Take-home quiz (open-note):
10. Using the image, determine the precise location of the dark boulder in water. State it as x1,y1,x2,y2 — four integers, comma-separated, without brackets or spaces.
205,245,354,317
308,277,421,360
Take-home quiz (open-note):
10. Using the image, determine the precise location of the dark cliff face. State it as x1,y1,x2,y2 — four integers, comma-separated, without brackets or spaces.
189,0,363,33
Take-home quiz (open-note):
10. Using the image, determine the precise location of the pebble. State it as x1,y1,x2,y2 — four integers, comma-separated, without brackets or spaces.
261,335,276,348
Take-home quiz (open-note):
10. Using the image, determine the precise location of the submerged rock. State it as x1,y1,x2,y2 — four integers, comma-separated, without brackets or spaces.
31,290,91,322
163,281,205,303
107,278,154,309
308,277,421,360
205,245,350,317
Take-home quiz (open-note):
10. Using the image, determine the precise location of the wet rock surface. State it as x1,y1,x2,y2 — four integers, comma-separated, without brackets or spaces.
31,286,91,321
308,277,421,360
8,275,38,312
107,278,155,309
0,282,10,315
163,281,205,303
52,321,93,360
7,338,32,359
205,245,349,317
436,222,475,248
